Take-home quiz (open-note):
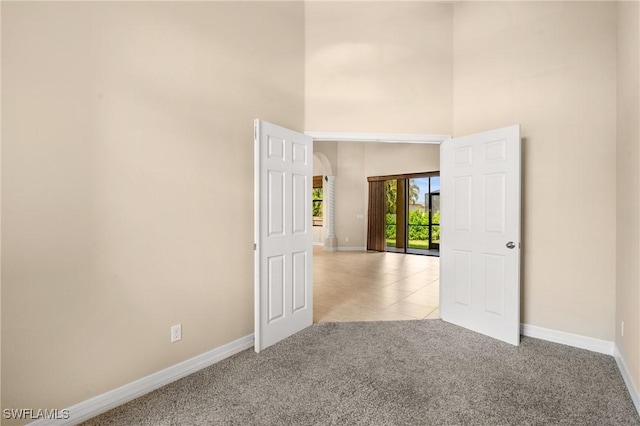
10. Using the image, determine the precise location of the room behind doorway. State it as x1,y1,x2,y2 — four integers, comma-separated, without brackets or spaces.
313,248,440,323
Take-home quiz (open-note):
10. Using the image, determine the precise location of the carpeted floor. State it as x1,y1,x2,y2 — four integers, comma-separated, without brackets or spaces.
82,320,640,425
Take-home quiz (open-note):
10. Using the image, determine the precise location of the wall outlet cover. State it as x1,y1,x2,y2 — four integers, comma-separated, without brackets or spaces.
171,324,182,343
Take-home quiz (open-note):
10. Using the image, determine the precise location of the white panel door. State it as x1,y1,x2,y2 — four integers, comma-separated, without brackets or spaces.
254,120,313,352
440,125,521,346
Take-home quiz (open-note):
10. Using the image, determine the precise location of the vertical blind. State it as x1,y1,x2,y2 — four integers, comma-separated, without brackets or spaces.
367,180,386,252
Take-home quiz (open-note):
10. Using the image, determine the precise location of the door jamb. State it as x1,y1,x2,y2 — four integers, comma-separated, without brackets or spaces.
304,131,449,145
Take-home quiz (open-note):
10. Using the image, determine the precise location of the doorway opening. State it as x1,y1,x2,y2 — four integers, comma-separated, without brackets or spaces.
311,138,446,324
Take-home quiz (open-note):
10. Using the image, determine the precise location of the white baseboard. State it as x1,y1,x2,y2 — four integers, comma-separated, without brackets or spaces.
614,345,640,415
313,242,324,246
337,246,366,252
521,323,614,355
26,324,630,425
30,334,254,426
520,325,640,415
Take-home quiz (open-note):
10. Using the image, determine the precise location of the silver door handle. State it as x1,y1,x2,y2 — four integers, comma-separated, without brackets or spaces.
506,241,516,249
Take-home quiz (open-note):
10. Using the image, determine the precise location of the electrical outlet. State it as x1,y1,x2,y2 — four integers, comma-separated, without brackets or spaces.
621,321,624,337
171,324,182,343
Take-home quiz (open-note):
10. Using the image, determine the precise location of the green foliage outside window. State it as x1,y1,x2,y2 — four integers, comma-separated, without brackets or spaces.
386,210,440,243
385,213,396,239
312,188,323,219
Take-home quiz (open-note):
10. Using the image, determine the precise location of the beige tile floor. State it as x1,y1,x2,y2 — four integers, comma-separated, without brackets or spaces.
313,247,440,323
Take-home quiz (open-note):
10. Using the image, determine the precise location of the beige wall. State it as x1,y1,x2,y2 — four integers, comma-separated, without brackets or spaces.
2,1,637,422
453,1,618,340
335,143,366,247
1,1,304,421
362,143,440,178
313,155,323,176
309,0,447,248
305,1,453,134
317,142,440,249
313,141,337,176
616,0,640,390
310,2,620,342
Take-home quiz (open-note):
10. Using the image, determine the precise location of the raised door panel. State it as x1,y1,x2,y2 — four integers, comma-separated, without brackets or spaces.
292,251,308,313
454,176,472,232
453,250,472,307
292,174,307,235
268,171,286,237
482,254,506,317
267,255,285,323
484,173,506,235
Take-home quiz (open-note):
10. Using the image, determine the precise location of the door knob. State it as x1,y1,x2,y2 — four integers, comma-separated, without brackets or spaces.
506,241,516,249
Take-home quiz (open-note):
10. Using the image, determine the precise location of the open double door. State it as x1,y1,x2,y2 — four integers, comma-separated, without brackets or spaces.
254,120,521,352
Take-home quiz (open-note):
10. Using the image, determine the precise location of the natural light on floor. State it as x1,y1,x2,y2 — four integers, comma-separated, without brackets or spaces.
313,247,440,323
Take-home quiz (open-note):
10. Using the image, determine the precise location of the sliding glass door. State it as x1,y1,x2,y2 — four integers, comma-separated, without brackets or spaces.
385,180,398,250
429,177,440,251
407,177,428,251
384,178,409,253
367,171,440,256
406,176,439,255
379,174,440,256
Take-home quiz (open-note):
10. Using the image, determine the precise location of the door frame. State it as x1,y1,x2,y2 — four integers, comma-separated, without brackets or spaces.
305,132,449,145
254,130,449,345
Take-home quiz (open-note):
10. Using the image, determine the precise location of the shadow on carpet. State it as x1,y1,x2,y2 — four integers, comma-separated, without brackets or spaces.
82,320,640,425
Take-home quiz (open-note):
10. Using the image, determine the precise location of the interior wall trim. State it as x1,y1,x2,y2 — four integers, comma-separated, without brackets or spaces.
336,246,367,252
305,131,450,144
29,334,254,426
367,171,440,182
520,324,640,413
614,344,640,415
520,323,614,355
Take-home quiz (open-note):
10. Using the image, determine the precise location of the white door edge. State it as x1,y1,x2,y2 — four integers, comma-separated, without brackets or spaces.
254,120,314,353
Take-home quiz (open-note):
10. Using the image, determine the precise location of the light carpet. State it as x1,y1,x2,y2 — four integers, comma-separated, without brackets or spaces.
82,320,639,425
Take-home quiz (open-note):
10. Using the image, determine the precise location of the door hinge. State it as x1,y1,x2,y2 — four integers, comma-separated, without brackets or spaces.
253,243,257,251
254,124,258,141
